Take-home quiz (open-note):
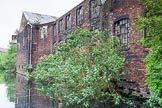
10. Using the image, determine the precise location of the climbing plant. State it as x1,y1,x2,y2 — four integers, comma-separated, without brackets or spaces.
31,28,125,107
136,0,162,106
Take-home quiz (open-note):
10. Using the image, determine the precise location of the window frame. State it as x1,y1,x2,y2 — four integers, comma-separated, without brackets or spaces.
53,23,57,43
76,6,84,26
65,14,72,30
58,19,63,34
114,18,130,46
40,26,48,39
89,0,100,30
58,19,63,42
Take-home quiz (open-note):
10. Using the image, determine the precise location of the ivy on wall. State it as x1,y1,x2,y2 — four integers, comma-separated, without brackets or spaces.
136,0,162,106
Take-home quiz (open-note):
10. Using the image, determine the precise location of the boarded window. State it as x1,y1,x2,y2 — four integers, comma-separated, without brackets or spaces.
76,6,84,26
114,18,130,46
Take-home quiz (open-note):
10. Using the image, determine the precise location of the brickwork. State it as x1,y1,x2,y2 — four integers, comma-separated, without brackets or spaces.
16,0,149,107
107,0,149,97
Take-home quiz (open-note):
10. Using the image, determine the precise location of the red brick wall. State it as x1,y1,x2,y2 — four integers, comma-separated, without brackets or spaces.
102,0,149,96
53,0,90,46
16,0,150,107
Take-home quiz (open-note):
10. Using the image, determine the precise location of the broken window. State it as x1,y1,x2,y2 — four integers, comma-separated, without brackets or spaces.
89,0,100,30
53,23,57,43
114,18,130,46
58,19,63,42
76,6,84,26
66,14,72,30
90,0,100,19
40,26,48,39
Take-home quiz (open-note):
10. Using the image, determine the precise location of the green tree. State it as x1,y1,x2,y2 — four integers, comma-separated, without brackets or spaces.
0,42,17,102
31,28,125,107
136,0,162,106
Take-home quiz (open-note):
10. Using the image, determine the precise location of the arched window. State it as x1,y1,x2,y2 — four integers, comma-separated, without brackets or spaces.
114,18,130,46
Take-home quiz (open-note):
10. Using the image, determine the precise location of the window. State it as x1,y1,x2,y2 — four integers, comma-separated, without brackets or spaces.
32,43,37,51
89,0,100,30
22,37,25,47
76,6,84,25
66,14,72,30
114,18,130,46
40,26,48,39
58,19,63,33
90,0,100,19
53,24,57,43
58,19,63,42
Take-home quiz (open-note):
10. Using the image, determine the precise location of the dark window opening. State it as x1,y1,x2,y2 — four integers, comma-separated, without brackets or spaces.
114,18,130,46
76,6,84,26
65,14,72,31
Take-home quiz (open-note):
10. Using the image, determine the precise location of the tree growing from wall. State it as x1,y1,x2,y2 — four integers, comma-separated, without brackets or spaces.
136,0,162,106
31,28,126,107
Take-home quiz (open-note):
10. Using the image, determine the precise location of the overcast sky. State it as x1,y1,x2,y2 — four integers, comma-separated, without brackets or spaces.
0,0,83,48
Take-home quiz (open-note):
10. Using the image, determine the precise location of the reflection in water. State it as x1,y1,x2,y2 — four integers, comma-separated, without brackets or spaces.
0,71,16,108
0,84,15,108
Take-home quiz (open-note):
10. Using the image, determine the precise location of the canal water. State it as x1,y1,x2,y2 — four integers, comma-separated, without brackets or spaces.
0,71,15,108
0,84,15,108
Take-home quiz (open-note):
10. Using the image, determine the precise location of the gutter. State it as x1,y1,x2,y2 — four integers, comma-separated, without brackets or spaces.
27,22,33,108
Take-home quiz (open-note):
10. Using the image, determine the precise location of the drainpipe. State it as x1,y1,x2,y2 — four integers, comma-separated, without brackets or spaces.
27,22,33,108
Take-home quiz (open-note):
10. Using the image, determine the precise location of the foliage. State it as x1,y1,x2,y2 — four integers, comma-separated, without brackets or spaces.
31,28,125,107
136,0,162,106
0,72,4,84
0,42,17,102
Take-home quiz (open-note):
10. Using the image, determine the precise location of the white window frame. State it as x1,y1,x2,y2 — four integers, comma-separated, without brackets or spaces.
40,26,48,39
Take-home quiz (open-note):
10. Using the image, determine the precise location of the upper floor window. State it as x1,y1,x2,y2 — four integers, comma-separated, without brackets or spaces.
89,0,100,30
40,26,48,39
90,0,100,19
76,6,84,26
66,14,72,30
114,18,130,46
58,19,63,34
53,23,57,43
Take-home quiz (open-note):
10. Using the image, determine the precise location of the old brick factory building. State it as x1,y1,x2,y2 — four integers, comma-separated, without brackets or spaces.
15,0,150,108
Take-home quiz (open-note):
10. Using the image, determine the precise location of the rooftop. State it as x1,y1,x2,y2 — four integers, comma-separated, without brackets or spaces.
23,11,57,25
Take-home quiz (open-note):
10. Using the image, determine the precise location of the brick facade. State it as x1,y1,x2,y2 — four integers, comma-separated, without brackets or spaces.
16,0,149,108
